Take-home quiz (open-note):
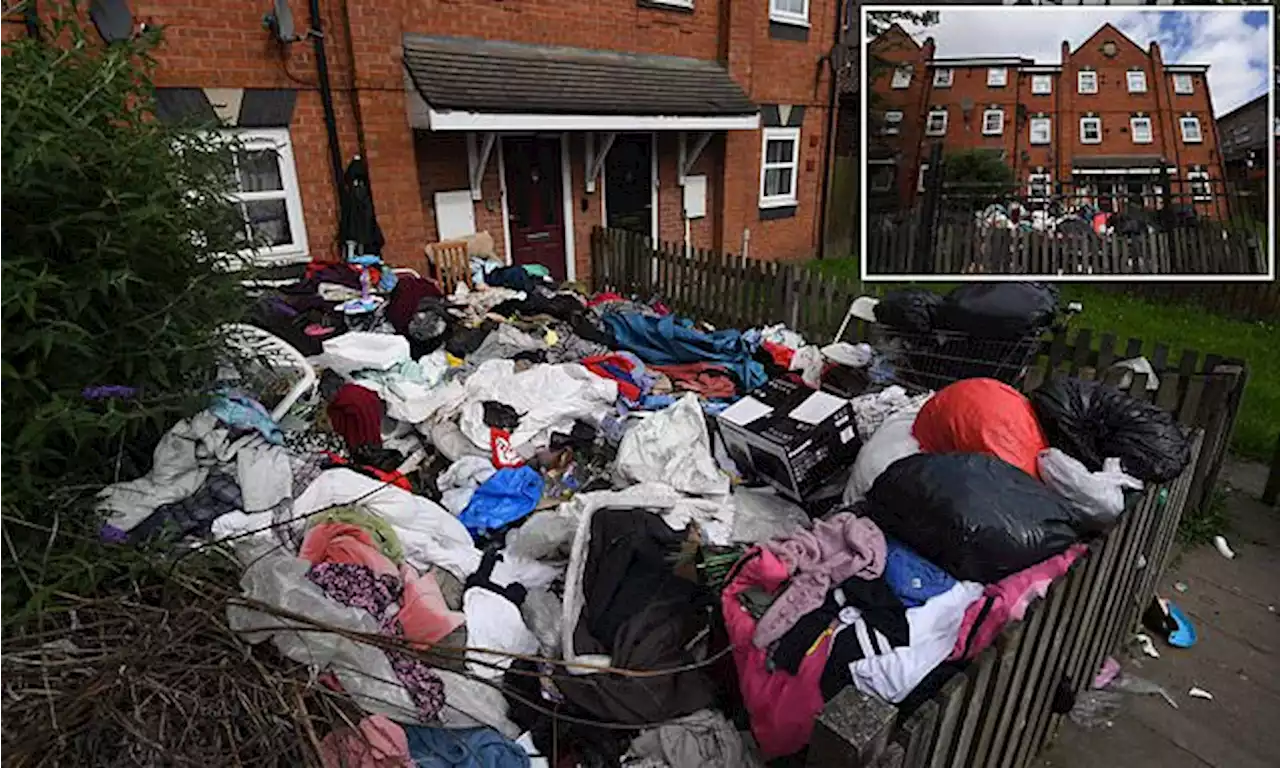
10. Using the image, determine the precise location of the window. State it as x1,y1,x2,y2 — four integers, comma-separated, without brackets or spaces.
1028,172,1052,203
925,109,948,136
1126,70,1147,93
917,163,930,194
933,68,953,88
1180,116,1202,143
1031,75,1052,95
891,66,912,89
882,110,903,136
1080,117,1102,144
1078,70,1098,94
1029,117,1051,145
869,163,896,193
769,0,808,26
1130,116,1153,144
759,127,800,208
1187,169,1211,202
646,0,694,7
222,129,308,264
1173,74,1194,95
987,67,1007,87
982,109,1005,135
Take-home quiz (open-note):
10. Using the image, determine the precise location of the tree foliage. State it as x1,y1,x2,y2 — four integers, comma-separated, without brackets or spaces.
1,13,251,617
940,150,1018,211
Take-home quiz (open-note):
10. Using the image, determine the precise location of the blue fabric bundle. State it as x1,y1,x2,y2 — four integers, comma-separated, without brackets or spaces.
602,313,766,392
458,466,544,536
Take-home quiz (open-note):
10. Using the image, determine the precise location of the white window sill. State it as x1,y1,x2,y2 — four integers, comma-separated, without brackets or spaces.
1182,138,1203,144
1132,139,1153,145
769,13,810,27
983,130,1003,136
925,131,946,137
1081,140,1102,145
1030,140,1050,146
646,0,694,7
759,197,799,209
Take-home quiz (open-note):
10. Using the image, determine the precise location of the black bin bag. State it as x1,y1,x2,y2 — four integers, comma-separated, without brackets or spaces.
865,453,1083,584
875,288,943,334
935,282,1060,340
1030,376,1191,484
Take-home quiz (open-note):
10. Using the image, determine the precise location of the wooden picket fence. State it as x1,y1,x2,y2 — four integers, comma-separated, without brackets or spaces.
590,226,1248,767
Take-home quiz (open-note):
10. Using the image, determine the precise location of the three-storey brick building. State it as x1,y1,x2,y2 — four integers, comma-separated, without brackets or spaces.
4,0,844,279
868,22,1226,216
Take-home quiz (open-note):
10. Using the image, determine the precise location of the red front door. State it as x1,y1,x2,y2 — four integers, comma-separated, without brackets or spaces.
503,136,567,282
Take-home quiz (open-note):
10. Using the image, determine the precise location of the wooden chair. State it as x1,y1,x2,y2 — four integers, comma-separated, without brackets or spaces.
425,240,473,295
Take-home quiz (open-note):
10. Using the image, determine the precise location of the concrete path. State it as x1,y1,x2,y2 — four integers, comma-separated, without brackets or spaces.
1040,459,1280,768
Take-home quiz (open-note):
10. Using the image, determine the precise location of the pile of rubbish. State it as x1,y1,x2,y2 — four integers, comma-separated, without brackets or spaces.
969,201,1199,240
88,262,1194,766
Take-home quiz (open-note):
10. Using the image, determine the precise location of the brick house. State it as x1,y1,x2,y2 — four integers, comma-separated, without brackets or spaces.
1216,92,1270,183
867,22,1227,217
3,0,842,279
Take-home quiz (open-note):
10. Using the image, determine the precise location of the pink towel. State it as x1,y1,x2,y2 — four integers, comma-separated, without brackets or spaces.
319,714,411,768
753,513,886,649
398,565,465,648
300,523,400,579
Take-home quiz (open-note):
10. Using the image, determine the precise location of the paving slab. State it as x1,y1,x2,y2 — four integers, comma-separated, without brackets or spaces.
1040,459,1280,768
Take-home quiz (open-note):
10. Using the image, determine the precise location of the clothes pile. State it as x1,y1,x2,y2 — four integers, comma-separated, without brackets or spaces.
97,267,1193,765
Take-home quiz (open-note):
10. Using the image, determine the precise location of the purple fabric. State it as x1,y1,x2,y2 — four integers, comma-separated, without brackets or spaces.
100,524,128,543
83,385,139,401
307,562,447,719
753,512,887,649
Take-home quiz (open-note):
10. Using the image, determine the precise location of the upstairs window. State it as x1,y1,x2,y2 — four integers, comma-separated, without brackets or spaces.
769,0,809,27
891,66,912,89
1130,117,1153,144
1173,73,1194,95
987,67,1007,87
925,109,948,136
1029,117,1051,145
1127,70,1147,93
1078,70,1098,94
933,68,953,88
982,109,1005,135
1180,116,1202,143
1031,75,1052,95
882,110,904,135
1080,116,1102,144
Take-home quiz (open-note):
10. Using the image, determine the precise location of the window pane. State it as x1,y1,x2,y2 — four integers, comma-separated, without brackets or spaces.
766,138,794,164
244,199,293,247
237,149,284,193
764,167,792,197
777,0,805,14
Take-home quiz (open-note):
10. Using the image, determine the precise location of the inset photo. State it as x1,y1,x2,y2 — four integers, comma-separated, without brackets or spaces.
859,5,1275,279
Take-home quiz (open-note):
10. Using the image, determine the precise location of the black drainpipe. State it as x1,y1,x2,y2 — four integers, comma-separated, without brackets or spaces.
309,0,345,202
816,0,845,260
25,0,40,40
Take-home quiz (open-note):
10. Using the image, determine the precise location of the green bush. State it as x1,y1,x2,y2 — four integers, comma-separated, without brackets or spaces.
1,15,251,619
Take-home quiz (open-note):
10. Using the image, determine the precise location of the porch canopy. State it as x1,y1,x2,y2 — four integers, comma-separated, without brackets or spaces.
402,34,760,133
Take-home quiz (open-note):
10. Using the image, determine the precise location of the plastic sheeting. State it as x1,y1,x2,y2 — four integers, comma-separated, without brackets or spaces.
844,406,922,505
320,332,411,375
603,313,766,391
935,283,1059,340
1038,449,1143,533
913,378,1047,478
458,467,544,536
865,453,1084,584
614,393,730,496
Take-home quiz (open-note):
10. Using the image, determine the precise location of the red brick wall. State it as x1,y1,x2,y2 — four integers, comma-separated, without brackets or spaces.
867,28,932,205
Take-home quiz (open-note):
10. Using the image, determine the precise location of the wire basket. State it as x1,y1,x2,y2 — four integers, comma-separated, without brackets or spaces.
872,326,1044,392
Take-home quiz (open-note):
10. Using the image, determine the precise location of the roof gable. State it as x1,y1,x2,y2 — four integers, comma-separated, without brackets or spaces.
1069,22,1147,59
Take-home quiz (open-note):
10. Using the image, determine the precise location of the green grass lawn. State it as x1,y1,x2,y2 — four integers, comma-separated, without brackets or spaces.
812,260,1279,462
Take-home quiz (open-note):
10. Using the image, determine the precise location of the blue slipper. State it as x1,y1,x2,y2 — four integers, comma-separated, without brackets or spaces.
1167,601,1197,648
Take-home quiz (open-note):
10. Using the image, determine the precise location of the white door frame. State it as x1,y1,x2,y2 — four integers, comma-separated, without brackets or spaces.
496,132,575,281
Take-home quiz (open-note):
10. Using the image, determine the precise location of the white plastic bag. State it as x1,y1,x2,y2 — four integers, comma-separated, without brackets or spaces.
319,332,410,375
844,407,922,505
1038,448,1143,532
614,393,729,496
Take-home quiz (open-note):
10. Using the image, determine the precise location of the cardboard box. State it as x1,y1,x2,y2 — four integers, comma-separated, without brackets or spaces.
716,379,860,501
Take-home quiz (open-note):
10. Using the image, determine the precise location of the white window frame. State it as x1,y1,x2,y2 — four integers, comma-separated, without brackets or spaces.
1180,116,1202,143
1187,169,1211,202
1130,116,1153,144
1028,172,1052,203
758,126,800,208
925,109,948,136
982,109,1005,135
1173,73,1194,95
869,162,896,193
219,128,309,266
933,68,953,88
1126,70,1147,93
891,66,912,89
917,163,930,194
768,0,809,27
882,110,904,136
1080,116,1102,144
1029,117,1051,145
1031,75,1052,95
646,0,694,7
987,67,1008,87
1078,70,1098,94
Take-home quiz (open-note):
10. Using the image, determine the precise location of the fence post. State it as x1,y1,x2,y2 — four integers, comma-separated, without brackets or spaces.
807,686,898,768
915,143,944,274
